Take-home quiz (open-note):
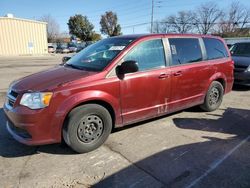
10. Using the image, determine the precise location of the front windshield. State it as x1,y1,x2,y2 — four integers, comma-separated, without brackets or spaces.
66,37,135,71
230,43,250,57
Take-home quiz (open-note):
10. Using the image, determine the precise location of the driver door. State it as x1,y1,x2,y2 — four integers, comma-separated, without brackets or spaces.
119,38,171,125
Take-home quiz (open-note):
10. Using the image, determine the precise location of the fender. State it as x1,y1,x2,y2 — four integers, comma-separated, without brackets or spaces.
206,72,227,93
51,90,122,141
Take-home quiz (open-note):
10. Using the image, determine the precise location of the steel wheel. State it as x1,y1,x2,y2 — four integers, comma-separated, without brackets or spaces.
200,81,224,112
63,104,112,153
209,87,220,106
77,115,103,143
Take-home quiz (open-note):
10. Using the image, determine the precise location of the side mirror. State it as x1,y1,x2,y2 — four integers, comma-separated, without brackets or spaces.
62,56,71,64
117,60,139,76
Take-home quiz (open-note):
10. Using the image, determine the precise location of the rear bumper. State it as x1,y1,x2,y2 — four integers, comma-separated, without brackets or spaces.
234,72,250,86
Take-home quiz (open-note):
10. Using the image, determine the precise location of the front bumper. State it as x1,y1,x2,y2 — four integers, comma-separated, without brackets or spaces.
3,103,61,145
234,71,250,86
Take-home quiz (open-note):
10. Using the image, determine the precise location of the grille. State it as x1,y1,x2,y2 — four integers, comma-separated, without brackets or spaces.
10,90,18,98
6,90,18,108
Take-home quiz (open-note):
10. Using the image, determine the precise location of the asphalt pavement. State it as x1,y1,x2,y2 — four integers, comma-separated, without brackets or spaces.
0,55,249,188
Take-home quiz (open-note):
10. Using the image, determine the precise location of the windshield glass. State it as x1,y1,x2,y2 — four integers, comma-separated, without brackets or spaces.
66,37,135,71
230,43,250,57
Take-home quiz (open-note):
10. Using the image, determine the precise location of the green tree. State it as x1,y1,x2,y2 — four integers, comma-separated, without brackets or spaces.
68,14,94,41
100,11,122,37
91,33,102,41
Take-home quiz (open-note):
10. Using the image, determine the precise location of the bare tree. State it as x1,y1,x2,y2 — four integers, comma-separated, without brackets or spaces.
193,2,223,34
152,20,169,33
219,1,250,36
40,15,60,43
165,11,195,33
152,11,195,33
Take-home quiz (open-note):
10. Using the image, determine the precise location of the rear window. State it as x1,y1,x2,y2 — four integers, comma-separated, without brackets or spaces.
203,38,229,60
169,38,202,66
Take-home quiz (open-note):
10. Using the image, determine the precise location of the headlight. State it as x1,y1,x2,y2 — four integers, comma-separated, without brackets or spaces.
20,92,53,109
245,65,250,72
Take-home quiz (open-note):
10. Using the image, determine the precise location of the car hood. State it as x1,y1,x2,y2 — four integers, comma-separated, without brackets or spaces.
232,56,250,66
12,66,96,92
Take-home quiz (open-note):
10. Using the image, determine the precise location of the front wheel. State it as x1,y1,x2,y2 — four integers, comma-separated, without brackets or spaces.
63,104,112,153
200,81,224,112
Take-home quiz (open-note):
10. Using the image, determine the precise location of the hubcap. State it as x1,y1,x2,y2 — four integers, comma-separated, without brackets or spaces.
209,87,220,106
77,115,103,143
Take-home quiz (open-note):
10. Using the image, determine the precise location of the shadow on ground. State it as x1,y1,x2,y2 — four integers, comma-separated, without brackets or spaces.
94,107,250,188
232,84,250,91
1,106,250,187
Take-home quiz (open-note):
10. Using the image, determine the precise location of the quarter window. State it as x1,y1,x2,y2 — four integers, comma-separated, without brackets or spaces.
169,38,202,66
203,38,229,60
124,39,166,71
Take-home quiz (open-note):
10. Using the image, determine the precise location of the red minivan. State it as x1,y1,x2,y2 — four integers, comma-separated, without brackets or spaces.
4,34,234,153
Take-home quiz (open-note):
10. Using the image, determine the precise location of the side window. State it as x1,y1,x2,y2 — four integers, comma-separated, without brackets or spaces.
169,38,202,66
203,38,229,60
124,39,166,71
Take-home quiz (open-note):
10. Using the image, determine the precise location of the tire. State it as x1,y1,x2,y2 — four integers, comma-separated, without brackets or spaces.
63,104,112,153
200,81,224,112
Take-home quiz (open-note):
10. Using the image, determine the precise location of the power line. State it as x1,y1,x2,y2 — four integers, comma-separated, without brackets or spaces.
121,20,250,30
122,22,150,29
51,1,150,19
157,21,250,25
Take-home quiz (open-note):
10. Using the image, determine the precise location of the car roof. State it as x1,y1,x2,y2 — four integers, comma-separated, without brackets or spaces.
112,33,222,40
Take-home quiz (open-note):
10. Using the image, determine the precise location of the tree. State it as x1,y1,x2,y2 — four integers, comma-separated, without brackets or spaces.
152,11,195,34
152,21,168,33
219,1,250,37
193,2,223,34
100,11,122,36
40,15,60,43
164,11,195,33
91,32,102,41
68,14,94,41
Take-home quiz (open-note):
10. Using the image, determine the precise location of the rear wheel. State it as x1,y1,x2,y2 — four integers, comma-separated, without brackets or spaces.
200,81,224,112
63,104,112,153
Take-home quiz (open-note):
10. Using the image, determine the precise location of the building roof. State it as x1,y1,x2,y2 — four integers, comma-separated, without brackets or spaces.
0,16,47,25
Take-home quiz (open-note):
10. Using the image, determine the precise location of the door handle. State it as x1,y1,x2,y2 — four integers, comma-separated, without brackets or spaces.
173,71,182,77
158,73,169,79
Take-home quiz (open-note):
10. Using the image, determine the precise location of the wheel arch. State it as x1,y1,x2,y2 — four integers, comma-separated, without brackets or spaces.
54,90,121,142
71,99,116,129
207,72,227,93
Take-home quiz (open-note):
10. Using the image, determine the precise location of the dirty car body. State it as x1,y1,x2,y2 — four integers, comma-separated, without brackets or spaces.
3,34,234,152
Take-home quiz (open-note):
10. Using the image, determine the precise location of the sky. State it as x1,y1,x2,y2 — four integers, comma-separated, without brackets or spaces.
1,0,250,36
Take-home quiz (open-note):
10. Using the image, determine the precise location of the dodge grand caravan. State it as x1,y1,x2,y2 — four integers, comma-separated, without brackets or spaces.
4,34,234,153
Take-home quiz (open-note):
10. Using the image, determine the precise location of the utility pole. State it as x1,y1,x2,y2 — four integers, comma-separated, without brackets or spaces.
150,0,154,33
